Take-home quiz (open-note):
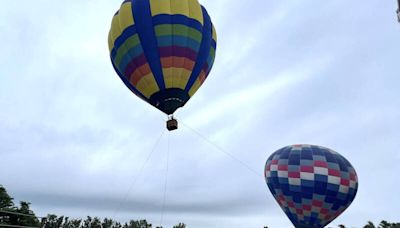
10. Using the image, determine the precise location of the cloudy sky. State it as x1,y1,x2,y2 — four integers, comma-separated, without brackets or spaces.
1,0,400,227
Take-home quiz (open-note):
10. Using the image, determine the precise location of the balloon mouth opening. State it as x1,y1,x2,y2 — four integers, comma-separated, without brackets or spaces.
150,88,190,115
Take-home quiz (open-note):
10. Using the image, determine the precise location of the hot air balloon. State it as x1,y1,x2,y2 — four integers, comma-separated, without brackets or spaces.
397,0,400,23
108,0,217,131
264,145,358,228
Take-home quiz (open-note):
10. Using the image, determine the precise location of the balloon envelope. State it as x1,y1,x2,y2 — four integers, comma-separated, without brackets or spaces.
108,0,217,115
264,145,358,228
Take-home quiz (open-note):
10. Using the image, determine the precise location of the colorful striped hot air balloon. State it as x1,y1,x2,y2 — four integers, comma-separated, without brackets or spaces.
108,0,217,121
265,145,358,228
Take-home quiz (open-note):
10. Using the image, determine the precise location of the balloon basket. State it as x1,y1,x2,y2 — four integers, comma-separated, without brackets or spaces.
397,9,400,23
167,117,178,131
398,0,400,23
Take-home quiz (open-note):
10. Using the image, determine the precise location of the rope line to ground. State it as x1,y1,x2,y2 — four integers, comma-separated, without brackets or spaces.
160,131,170,227
181,121,264,179
112,129,166,218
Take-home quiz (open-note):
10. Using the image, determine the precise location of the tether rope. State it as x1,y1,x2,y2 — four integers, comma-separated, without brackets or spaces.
160,131,170,227
181,121,263,179
113,129,166,217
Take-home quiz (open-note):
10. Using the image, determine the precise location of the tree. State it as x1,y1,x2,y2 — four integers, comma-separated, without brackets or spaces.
390,223,400,228
16,201,39,227
69,218,83,228
380,220,392,228
91,217,102,228
112,221,123,228
83,216,93,228
102,218,114,228
0,185,16,225
43,214,64,228
124,219,152,228
0,185,14,209
173,223,186,228
363,221,376,228
363,221,400,228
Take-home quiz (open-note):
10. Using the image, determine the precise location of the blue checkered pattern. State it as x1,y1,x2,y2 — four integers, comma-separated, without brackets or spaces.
265,145,358,228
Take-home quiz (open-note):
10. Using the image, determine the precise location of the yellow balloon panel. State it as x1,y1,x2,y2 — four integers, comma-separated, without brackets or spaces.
118,2,135,31
136,73,160,98
149,0,203,25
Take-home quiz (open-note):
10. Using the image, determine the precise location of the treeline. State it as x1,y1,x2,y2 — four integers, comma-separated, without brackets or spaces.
1,185,400,228
0,185,185,228
39,215,186,228
360,221,400,228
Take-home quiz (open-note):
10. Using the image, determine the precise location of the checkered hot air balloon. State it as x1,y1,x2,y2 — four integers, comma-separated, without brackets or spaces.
108,0,217,116
264,145,358,228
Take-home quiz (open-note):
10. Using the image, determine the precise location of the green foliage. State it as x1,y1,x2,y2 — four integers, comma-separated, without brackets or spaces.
364,221,377,228
124,219,152,228
0,185,14,208
362,221,400,228
379,220,400,228
16,201,40,227
43,214,63,228
0,184,15,225
0,189,39,227
173,223,186,228
102,218,114,228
